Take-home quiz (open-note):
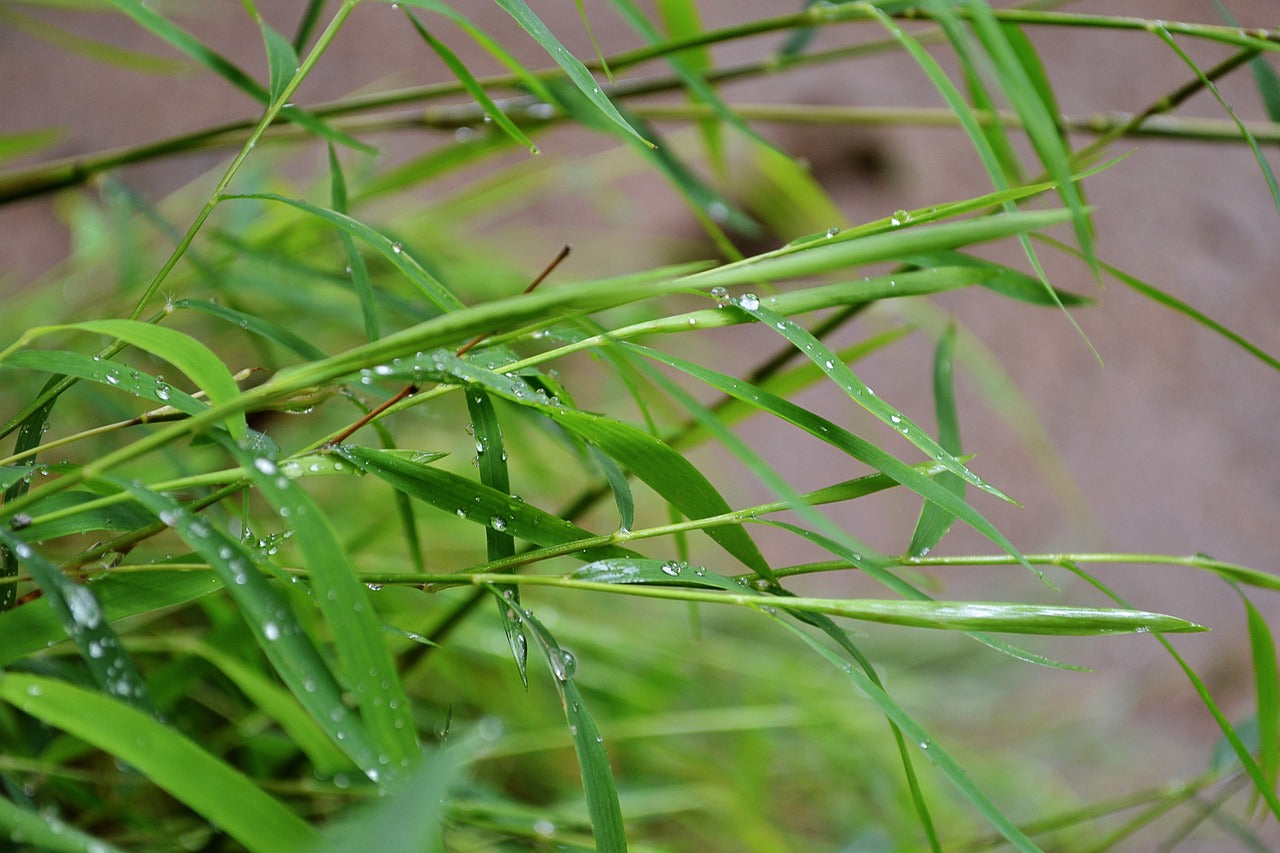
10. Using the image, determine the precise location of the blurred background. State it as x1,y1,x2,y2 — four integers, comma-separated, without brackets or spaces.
1,0,1277,846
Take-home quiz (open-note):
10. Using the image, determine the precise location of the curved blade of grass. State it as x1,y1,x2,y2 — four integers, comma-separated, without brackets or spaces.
760,519,1082,670
222,193,463,312
655,0,724,173
1155,26,1280,218
902,250,1092,307
0,673,316,853
0,793,125,853
402,8,538,153
427,351,771,576
107,0,369,152
229,442,418,773
337,445,634,562
0,570,218,667
0,529,152,710
390,0,555,103
1035,234,1280,372
1061,560,1280,821
3,349,209,417
589,444,635,532
490,0,651,148
765,614,1042,852
630,343,1035,577
518,605,627,851
909,323,963,557
1211,0,1280,120
0,6,187,76
685,209,1075,289
20,490,154,539
465,390,528,685
111,479,384,776
2,320,246,439
310,741,474,853
737,300,1010,502
1241,589,1280,809
327,145,379,342
173,299,326,360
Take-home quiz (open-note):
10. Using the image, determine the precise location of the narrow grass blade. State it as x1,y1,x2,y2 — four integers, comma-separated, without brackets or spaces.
291,0,327,53
0,673,316,853
738,301,1009,502
1062,560,1280,821
1241,590,1280,805
338,445,633,561
902,251,1092,307
0,6,186,76
1035,234,1280,372
112,479,384,775
1155,26,1280,218
230,442,419,773
3,319,246,439
328,145,379,341
0,793,124,853
0,127,62,166
402,351,770,575
766,615,1042,852
0,530,152,710
173,299,326,360
310,741,475,853
1211,0,1280,121
631,344,1034,577
909,324,963,556
519,606,628,851
589,444,634,532
465,390,528,684
655,0,724,173
20,490,154,539
3,349,208,417
402,8,538,153
222,193,464,312
685,209,1075,289
490,0,651,147
176,637,353,775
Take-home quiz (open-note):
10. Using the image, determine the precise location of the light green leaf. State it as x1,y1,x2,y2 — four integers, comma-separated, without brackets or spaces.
0,673,316,853
0,793,125,853
0,529,152,710
490,0,652,147
909,323,963,557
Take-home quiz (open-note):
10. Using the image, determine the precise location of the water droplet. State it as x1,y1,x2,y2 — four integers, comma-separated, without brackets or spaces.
254,458,278,475
890,415,902,424
263,622,281,641
825,226,840,238
707,201,729,223
390,242,403,254
155,382,171,401
104,369,120,385
489,515,507,532
709,285,730,306
660,560,684,577
738,293,760,311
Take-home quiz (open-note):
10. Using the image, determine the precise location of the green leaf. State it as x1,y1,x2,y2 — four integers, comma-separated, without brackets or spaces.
337,445,634,562
111,479,385,776
242,0,301,103
630,344,1037,580
1242,590,1280,802
172,299,326,360
902,251,1092,307
766,616,1042,852
327,145,380,342
909,324,963,557
490,0,652,147
401,8,539,153
737,301,1008,502
420,351,772,576
686,209,1076,289
519,606,628,851
0,673,316,853
0,792,125,853
3,349,209,418
0,6,188,76
229,441,419,773
2,319,246,439
309,741,475,853
222,193,464,313
0,529,152,710
465,390,528,685
19,490,154,540
0,127,63,166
